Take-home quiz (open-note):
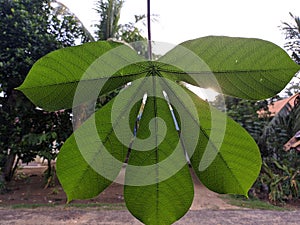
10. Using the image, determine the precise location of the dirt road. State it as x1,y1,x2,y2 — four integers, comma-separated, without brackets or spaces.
0,208,300,225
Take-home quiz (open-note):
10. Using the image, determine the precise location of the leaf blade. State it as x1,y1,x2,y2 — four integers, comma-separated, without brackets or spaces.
56,97,131,201
124,91,193,224
124,167,193,225
17,41,146,111
160,36,300,99
186,90,262,195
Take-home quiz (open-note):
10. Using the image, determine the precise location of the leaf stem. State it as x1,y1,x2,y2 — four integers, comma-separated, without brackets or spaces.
147,0,153,60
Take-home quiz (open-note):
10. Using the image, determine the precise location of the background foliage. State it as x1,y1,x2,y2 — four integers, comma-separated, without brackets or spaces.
0,0,89,183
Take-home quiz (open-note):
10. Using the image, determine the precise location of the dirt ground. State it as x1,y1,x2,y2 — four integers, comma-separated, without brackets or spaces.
0,166,299,224
1,208,300,225
0,166,239,210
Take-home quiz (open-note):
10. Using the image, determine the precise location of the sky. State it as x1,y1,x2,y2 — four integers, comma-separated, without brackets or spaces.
59,0,299,48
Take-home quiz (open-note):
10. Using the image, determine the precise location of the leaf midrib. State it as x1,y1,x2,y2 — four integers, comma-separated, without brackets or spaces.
159,68,298,75
18,71,148,90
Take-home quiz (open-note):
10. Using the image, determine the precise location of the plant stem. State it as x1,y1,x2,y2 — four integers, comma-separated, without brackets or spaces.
147,0,152,60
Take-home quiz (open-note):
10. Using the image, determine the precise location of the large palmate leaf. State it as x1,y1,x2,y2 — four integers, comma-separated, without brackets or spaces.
16,36,299,225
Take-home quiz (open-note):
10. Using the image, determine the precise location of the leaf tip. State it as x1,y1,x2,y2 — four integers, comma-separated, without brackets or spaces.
66,197,72,204
14,86,22,91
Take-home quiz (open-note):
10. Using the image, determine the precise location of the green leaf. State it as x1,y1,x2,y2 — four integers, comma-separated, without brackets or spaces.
124,95,193,225
160,36,300,99
185,90,261,195
56,97,130,201
56,134,113,201
125,167,193,225
16,41,145,111
16,37,299,224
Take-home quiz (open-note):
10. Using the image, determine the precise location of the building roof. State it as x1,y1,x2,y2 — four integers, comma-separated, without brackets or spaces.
258,93,300,117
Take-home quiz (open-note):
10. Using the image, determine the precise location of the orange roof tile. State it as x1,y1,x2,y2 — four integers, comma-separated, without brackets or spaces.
258,93,300,117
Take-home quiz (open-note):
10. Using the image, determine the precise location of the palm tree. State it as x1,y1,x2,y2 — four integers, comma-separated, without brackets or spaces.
94,0,146,43
282,13,300,64
95,0,124,40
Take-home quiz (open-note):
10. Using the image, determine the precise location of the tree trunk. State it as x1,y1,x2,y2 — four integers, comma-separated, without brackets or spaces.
11,156,20,179
3,153,16,181
0,171,6,193
47,159,52,179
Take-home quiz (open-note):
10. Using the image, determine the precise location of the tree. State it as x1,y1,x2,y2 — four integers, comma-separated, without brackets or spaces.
212,95,269,143
281,13,300,97
95,0,123,40
282,13,300,64
96,0,147,54
0,0,88,182
94,0,146,42
257,98,300,202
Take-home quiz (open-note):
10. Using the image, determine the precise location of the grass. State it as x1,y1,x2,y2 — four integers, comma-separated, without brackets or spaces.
0,202,126,210
222,195,287,211
67,202,126,210
3,203,58,209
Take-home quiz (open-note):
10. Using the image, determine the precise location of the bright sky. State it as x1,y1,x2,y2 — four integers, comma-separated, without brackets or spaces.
59,0,299,48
